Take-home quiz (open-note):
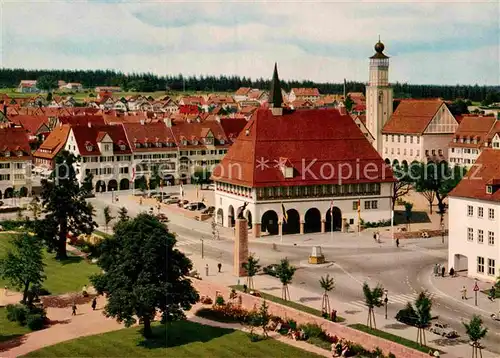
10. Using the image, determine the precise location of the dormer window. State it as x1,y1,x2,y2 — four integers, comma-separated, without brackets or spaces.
4,151,10,157
193,140,198,145
219,139,225,145
17,150,23,157
119,144,126,151
156,142,162,148
182,140,187,146
85,142,93,152
460,138,464,143
135,143,140,148
487,185,493,194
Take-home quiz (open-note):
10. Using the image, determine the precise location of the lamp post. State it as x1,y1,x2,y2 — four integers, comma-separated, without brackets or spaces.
384,289,389,319
441,223,445,244
111,188,115,203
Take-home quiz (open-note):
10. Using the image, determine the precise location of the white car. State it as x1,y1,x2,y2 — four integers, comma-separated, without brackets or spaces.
429,322,458,338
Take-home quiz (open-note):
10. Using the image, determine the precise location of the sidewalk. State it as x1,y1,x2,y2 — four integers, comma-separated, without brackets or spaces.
185,249,497,358
427,270,500,317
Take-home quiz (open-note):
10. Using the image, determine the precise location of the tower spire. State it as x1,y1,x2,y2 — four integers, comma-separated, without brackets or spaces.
269,62,283,109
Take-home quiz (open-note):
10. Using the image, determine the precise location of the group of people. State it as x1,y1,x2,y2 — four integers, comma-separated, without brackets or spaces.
72,297,98,316
433,263,452,277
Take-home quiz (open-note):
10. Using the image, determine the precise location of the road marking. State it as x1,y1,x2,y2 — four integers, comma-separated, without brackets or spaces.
332,263,367,285
348,292,442,311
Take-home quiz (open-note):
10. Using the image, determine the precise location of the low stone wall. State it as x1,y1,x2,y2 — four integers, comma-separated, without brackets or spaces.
192,279,435,358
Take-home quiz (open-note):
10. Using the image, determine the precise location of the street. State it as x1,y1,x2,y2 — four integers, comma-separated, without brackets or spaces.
88,190,500,356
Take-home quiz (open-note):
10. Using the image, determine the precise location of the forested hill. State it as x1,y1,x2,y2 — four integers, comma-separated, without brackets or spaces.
0,68,498,102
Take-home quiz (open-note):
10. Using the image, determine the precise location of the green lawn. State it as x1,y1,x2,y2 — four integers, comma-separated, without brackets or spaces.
230,285,345,323
348,323,439,354
24,320,322,357
0,307,31,343
0,233,100,295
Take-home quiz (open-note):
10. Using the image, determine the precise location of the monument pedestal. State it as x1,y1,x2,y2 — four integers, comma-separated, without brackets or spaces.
234,218,249,277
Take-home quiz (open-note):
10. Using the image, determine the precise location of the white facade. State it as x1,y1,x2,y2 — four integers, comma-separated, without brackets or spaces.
215,182,393,238
366,57,394,155
448,196,499,282
0,159,32,199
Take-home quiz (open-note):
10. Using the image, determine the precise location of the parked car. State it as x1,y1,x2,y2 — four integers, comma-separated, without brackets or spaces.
395,303,418,326
179,200,189,208
429,322,458,338
155,213,169,222
202,206,215,215
263,264,278,277
186,202,207,211
164,196,179,204
147,191,158,198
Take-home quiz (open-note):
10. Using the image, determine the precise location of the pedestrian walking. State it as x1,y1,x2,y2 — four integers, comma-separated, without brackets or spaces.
205,264,209,276
489,286,496,301
4,285,7,297
217,262,222,273
441,266,445,277
449,267,455,277
72,302,77,316
139,198,143,205
461,286,467,300
433,264,438,277
396,238,400,248
373,233,377,241
91,297,97,310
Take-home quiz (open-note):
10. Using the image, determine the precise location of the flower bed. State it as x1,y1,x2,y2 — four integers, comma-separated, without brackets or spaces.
394,229,448,240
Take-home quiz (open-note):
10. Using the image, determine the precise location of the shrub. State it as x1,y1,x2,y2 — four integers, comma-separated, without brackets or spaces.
299,323,324,339
0,220,33,231
26,314,45,330
6,304,29,325
395,303,418,326
215,295,225,306
287,319,297,330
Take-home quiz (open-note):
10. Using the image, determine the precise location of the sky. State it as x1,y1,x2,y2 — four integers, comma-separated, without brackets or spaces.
0,0,498,85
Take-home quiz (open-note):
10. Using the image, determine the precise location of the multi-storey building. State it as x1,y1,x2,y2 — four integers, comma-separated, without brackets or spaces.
288,88,321,103
448,115,500,167
381,99,459,165
65,123,133,192
213,65,394,238
448,149,500,282
0,128,32,199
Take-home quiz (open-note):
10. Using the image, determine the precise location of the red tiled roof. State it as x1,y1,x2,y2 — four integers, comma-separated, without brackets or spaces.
8,115,49,136
122,122,176,152
34,124,71,160
59,115,106,127
450,149,500,202
179,105,200,115
382,99,447,135
179,96,206,106
353,104,366,112
71,124,131,156
0,127,31,161
170,120,228,148
219,117,247,143
291,88,320,97
212,108,394,187
449,116,496,148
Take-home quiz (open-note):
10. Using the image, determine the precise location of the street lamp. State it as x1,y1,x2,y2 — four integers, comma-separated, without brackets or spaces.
441,223,445,244
200,237,204,259
111,188,115,203
384,289,389,319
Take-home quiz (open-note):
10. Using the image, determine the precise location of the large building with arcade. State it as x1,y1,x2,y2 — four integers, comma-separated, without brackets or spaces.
212,62,395,238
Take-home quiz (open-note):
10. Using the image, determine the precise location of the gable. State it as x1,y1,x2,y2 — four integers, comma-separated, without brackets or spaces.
98,133,113,143
423,104,458,134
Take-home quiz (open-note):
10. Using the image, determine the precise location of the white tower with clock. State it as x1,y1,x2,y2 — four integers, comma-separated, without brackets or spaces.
366,38,393,155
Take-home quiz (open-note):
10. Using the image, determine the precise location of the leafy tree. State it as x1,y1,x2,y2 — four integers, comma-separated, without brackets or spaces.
391,163,412,210
275,258,296,301
117,207,129,222
412,161,465,215
36,75,57,92
344,95,354,112
0,234,45,304
103,206,114,233
90,214,199,338
319,274,335,314
191,168,211,189
35,151,97,259
463,315,487,358
414,291,432,346
82,173,94,194
242,254,261,290
448,99,470,115
404,202,413,231
362,282,384,329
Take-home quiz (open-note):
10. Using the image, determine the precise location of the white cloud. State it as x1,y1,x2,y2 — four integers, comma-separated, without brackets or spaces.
0,0,498,85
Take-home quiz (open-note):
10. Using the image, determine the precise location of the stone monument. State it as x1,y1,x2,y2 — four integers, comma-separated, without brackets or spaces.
234,218,249,277
308,246,325,264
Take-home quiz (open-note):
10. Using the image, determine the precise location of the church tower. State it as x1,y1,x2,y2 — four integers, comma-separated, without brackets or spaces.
366,38,393,154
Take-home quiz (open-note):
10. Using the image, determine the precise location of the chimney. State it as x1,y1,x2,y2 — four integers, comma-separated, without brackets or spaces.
88,121,92,128
140,119,145,125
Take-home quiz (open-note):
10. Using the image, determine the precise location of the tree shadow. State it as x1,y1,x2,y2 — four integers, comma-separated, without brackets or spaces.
298,297,321,303
48,318,71,326
431,337,468,347
343,310,362,315
383,323,409,330
0,334,27,352
394,211,431,224
58,256,84,265
138,320,233,350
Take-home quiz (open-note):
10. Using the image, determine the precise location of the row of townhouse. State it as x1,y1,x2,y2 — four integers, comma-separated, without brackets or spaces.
0,127,33,199
448,115,500,167
33,115,247,192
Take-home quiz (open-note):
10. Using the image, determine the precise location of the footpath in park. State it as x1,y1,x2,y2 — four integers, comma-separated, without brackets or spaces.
186,250,498,358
